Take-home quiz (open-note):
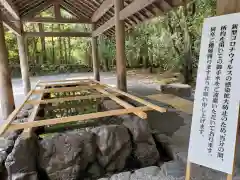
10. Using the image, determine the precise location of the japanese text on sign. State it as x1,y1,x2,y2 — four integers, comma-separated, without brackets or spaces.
188,13,240,174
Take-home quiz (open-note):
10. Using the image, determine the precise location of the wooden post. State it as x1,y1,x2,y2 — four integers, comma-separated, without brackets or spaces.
17,23,31,95
0,12,15,120
114,0,127,92
217,0,240,15
91,24,100,81
217,1,240,179
185,1,240,180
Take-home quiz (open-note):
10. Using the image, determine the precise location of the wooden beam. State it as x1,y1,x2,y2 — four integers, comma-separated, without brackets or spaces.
2,17,21,36
54,2,61,19
0,90,34,136
120,0,158,20
93,0,165,36
95,87,147,119
22,0,56,19
32,85,102,94
91,80,167,113
24,31,92,38
0,0,20,20
38,82,93,87
22,84,45,137
91,24,100,81
7,106,152,132
38,78,91,84
114,0,127,91
61,1,90,20
92,17,114,37
21,17,91,24
91,0,113,22
26,93,119,105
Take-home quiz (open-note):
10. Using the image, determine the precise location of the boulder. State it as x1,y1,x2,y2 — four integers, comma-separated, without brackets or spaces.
160,83,192,98
130,166,165,180
91,125,131,172
39,130,96,180
122,116,159,167
110,171,131,180
160,161,185,178
101,100,160,167
0,132,20,173
5,135,38,180
87,162,105,179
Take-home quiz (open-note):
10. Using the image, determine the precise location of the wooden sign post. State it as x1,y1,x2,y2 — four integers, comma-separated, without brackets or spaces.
185,13,240,180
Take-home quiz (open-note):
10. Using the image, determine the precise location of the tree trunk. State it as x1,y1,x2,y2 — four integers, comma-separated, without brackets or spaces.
68,37,71,63
38,23,46,64
58,24,63,64
32,38,37,64
86,45,92,68
52,24,55,63
182,3,193,84
63,37,67,64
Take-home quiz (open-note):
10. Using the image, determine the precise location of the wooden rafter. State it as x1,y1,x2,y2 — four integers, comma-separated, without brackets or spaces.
61,1,90,21
92,17,114,37
62,1,90,19
54,1,61,19
2,0,182,36
93,0,173,36
24,31,92,38
0,0,20,19
120,0,160,21
91,0,113,22
21,17,91,24
2,16,21,35
22,0,57,18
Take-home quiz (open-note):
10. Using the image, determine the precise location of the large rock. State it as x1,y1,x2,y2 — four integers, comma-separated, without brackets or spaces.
160,83,192,98
130,166,165,180
0,131,20,176
86,162,105,179
5,134,38,180
122,116,159,167
110,171,131,180
39,130,96,180
160,161,185,178
91,125,131,172
101,100,160,167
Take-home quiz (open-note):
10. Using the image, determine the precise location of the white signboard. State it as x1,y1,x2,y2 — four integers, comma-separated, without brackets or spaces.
188,13,240,174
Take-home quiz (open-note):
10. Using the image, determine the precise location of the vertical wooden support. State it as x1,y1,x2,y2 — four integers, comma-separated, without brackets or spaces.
114,0,127,92
0,12,15,120
17,24,31,95
217,0,240,15
91,24,100,81
185,1,240,180
54,2,61,19
217,1,240,179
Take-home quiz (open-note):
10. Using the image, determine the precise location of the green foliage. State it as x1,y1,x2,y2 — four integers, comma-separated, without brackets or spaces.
5,0,216,82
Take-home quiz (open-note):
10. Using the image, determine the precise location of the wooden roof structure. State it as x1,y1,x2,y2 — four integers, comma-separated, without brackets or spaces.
0,0,184,36
0,0,186,122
